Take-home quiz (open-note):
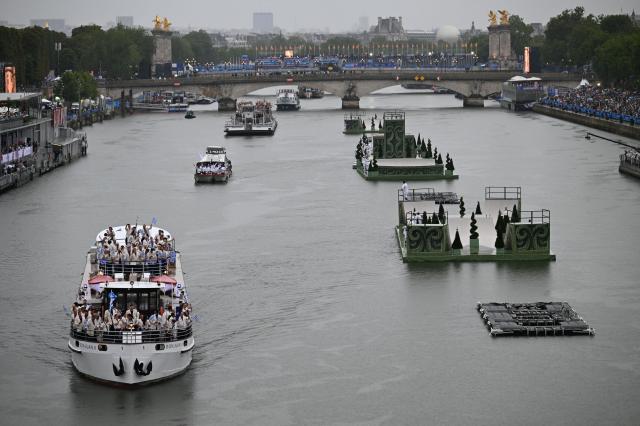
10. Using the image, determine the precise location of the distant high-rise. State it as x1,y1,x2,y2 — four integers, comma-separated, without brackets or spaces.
116,16,134,27
30,18,67,33
253,12,274,34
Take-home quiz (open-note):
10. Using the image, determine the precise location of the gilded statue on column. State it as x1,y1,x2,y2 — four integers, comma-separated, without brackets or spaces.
152,15,162,30
488,11,497,26
498,10,510,25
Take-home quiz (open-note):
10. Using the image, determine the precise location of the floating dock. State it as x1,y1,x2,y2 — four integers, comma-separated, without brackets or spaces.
355,111,458,181
396,186,556,262
477,302,594,337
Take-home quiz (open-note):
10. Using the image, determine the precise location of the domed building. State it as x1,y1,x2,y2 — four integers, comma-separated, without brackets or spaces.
436,25,460,44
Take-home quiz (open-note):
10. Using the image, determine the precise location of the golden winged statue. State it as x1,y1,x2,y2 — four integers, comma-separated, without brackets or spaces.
488,11,497,26
498,10,509,25
152,15,162,30
162,17,172,31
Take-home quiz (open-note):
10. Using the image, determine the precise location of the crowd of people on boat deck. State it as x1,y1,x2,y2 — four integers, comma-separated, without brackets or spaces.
72,302,192,335
96,224,174,264
196,162,228,174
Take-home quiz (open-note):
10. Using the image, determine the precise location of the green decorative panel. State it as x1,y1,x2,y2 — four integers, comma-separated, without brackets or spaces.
407,225,446,253
506,223,551,253
379,165,445,176
382,119,406,158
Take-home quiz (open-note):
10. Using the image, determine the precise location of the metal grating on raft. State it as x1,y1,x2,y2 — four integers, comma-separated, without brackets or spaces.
477,302,594,337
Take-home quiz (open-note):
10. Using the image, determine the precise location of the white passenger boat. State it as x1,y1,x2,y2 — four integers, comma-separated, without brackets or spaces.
224,100,277,136
194,146,232,183
276,88,301,111
69,225,194,385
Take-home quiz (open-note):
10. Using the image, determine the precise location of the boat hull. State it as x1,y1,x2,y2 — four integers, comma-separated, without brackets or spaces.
224,123,277,136
194,173,230,183
276,104,300,111
69,337,194,386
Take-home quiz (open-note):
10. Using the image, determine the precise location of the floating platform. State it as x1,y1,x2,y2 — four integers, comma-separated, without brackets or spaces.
477,302,594,337
396,186,556,263
354,111,458,181
357,158,458,181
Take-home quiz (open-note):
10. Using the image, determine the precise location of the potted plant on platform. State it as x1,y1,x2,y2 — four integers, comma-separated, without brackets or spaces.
426,139,433,158
451,228,463,255
511,204,520,223
475,202,482,215
469,212,479,254
445,157,455,176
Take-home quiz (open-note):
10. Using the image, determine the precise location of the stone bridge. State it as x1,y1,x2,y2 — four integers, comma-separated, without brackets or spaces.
99,70,581,109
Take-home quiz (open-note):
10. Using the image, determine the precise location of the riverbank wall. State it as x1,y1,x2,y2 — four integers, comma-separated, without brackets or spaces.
533,104,640,140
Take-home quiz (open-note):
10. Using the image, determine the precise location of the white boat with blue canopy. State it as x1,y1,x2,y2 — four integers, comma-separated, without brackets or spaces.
69,224,194,385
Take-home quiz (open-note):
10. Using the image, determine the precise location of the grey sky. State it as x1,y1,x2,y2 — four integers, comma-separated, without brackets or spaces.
4,0,638,32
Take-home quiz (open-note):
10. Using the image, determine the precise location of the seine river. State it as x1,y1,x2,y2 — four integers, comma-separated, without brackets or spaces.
1,90,639,425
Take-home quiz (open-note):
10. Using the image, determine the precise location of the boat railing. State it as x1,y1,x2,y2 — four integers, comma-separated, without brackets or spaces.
485,186,522,200
70,324,192,344
98,258,174,276
405,210,448,225
398,188,459,204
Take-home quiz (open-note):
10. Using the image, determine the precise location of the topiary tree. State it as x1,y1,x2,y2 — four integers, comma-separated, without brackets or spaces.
435,153,443,164
355,143,363,160
475,202,482,215
431,212,439,224
420,139,427,158
494,227,505,249
459,197,466,217
434,147,438,159
494,212,505,249
421,211,428,224
426,139,432,158
470,212,479,239
495,211,503,233
378,120,382,130
438,203,446,224
511,204,520,223
452,228,463,250
446,158,455,171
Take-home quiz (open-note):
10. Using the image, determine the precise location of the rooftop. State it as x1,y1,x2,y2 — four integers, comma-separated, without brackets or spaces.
0,92,41,103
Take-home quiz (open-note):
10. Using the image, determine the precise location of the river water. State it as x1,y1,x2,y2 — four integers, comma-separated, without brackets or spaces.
1,91,639,425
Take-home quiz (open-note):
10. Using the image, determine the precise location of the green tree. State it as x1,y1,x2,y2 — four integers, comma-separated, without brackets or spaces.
509,15,533,58
57,71,80,102
594,32,640,87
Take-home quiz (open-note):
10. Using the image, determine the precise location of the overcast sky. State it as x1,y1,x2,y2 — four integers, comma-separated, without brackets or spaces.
4,0,638,32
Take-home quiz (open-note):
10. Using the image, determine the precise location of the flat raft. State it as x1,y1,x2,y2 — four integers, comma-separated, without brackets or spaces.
477,302,594,337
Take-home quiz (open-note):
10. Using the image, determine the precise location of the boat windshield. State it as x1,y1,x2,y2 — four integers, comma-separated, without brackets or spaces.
102,288,160,316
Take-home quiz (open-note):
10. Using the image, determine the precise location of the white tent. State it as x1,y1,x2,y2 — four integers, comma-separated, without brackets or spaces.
577,78,590,89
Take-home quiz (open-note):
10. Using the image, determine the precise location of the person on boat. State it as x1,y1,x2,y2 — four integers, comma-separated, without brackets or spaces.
402,181,409,201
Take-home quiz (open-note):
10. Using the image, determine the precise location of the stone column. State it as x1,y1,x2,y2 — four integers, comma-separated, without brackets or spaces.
341,96,360,109
152,30,173,78
463,96,484,107
217,97,237,112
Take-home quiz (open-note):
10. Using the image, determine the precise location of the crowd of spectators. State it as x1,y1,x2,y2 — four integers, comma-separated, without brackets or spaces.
540,85,640,124
0,106,23,122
